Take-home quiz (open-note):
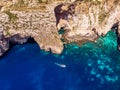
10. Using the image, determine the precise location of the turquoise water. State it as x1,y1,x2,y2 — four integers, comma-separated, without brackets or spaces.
0,31,120,90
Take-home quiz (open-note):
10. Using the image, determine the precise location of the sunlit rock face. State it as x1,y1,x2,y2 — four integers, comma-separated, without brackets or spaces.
55,0,120,43
0,0,65,55
0,0,120,55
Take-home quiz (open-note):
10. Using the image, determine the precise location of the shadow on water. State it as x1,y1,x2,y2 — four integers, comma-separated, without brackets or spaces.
0,37,37,59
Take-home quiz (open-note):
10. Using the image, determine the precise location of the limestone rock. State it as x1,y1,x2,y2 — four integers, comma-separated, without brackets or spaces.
0,0,120,56
55,0,120,43
0,1,64,56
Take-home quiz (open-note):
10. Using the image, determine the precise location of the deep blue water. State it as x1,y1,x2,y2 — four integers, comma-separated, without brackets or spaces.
0,31,120,90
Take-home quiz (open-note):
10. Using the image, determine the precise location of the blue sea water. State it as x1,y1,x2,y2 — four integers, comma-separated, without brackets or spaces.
0,31,120,90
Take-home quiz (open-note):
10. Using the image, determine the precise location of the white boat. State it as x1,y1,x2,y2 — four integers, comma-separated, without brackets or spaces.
54,63,66,68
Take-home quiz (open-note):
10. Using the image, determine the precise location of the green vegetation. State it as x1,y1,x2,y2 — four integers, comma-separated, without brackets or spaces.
5,26,10,36
6,30,10,36
38,0,43,3
10,0,48,11
86,0,92,1
15,0,25,7
76,0,101,2
98,10,109,24
4,10,18,23
37,0,49,3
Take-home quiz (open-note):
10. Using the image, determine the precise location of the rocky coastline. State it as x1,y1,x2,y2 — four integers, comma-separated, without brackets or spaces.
0,0,120,56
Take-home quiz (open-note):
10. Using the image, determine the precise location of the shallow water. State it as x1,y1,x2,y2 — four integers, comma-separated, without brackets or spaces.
0,31,120,90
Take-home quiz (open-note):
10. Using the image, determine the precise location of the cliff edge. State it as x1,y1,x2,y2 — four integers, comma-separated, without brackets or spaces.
0,0,120,56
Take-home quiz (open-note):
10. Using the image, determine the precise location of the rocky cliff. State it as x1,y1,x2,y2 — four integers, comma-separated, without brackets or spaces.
0,0,120,56
55,0,120,42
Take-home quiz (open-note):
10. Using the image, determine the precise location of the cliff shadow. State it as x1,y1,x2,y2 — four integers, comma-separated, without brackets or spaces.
111,21,120,51
0,34,37,58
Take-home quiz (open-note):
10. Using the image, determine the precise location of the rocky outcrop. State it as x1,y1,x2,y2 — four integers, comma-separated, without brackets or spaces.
0,28,29,56
55,0,120,44
0,28,9,56
0,0,120,56
115,22,120,51
0,0,64,56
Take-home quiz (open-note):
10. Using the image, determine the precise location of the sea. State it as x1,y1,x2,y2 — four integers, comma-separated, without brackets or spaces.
0,31,120,90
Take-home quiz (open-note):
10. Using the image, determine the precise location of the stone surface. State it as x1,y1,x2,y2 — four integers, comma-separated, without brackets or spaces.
0,0,64,56
55,0,120,44
0,0,120,56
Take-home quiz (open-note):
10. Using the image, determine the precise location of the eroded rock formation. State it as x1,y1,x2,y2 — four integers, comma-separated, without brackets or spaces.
55,0,120,44
0,0,120,56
